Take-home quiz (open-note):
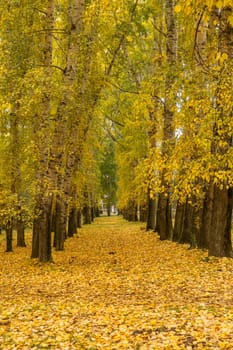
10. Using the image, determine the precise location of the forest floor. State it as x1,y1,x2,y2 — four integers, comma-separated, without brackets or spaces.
1,216,233,349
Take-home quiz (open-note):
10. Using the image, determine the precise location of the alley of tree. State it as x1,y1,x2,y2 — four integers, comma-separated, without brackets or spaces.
1,1,233,348
1,216,233,349
0,1,232,261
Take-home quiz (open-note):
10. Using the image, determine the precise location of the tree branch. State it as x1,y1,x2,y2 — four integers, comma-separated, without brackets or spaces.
105,115,124,127
193,6,207,58
36,64,66,73
105,0,139,76
107,80,139,95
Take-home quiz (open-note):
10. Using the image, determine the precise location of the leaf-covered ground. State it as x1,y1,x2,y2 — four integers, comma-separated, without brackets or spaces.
1,216,233,349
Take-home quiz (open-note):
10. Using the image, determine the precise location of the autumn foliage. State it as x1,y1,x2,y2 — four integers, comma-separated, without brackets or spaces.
1,216,233,349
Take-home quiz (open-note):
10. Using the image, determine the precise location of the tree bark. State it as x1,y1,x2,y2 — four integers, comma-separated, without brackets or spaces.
77,208,82,228
38,196,53,262
207,5,233,257
199,185,214,250
31,217,40,259
208,185,233,257
31,0,54,262
68,207,77,237
107,204,111,217
16,219,26,247
5,224,13,252
83,205,92,225
156,193,173,240
180,200,199,248
173,201,185,242
47,0,86,252
54,197,66,251
156,0,176,240
146,194,156,231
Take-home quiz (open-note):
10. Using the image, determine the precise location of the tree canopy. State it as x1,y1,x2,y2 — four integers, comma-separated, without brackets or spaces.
0,0,232,260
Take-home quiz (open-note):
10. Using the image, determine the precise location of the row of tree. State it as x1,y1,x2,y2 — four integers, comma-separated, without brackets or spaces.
0,0,120,261
0,0,232,260
112,1,233,257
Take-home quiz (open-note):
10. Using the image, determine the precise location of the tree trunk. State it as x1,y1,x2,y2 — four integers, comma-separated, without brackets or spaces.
37,196,53,262
77,209,82,228
179,200,192,245
10,101,26,248
125,201,138,222
83,204,92,225
179,200,199,248
146,194,156,231
31,218,40,259
54,197,66,251
91,206,95,221
173,201,185,242
156,0,176,240
48,0,85,237
208,185,232,257
16,219,26,247
5,224,13,252
156,193,173,240
207,5,233,257
122,202,137,222
31,0,54,262
68,207,77,237
199,186,214,249
95,206,100,217
140,204,148,223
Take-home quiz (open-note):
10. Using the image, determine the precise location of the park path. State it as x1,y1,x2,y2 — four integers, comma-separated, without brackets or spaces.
1,216,233,349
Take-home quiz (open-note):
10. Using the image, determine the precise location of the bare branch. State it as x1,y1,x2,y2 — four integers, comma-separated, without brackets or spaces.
105,115,124,127
151,21,167,38
107,80,139,95
36,64,65,73
193,6,207,58
105,0,139,76
33,7,47,16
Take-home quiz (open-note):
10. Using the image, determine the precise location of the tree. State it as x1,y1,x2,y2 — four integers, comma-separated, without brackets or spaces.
31,0,55,262
168,2,233,256
206,5,233,257
0,0,37,251
0,0,232,261
155,0,177,240
99,138,117,216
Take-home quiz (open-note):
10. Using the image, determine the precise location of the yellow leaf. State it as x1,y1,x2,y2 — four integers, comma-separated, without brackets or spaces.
221,52,228,62
174,5,182,13
216,0,223,8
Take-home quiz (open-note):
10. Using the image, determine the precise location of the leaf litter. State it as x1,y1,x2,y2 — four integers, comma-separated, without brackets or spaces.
1,216,233,349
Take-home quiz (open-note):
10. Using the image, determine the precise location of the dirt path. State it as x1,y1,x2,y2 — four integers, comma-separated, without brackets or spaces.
1,216,233,349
